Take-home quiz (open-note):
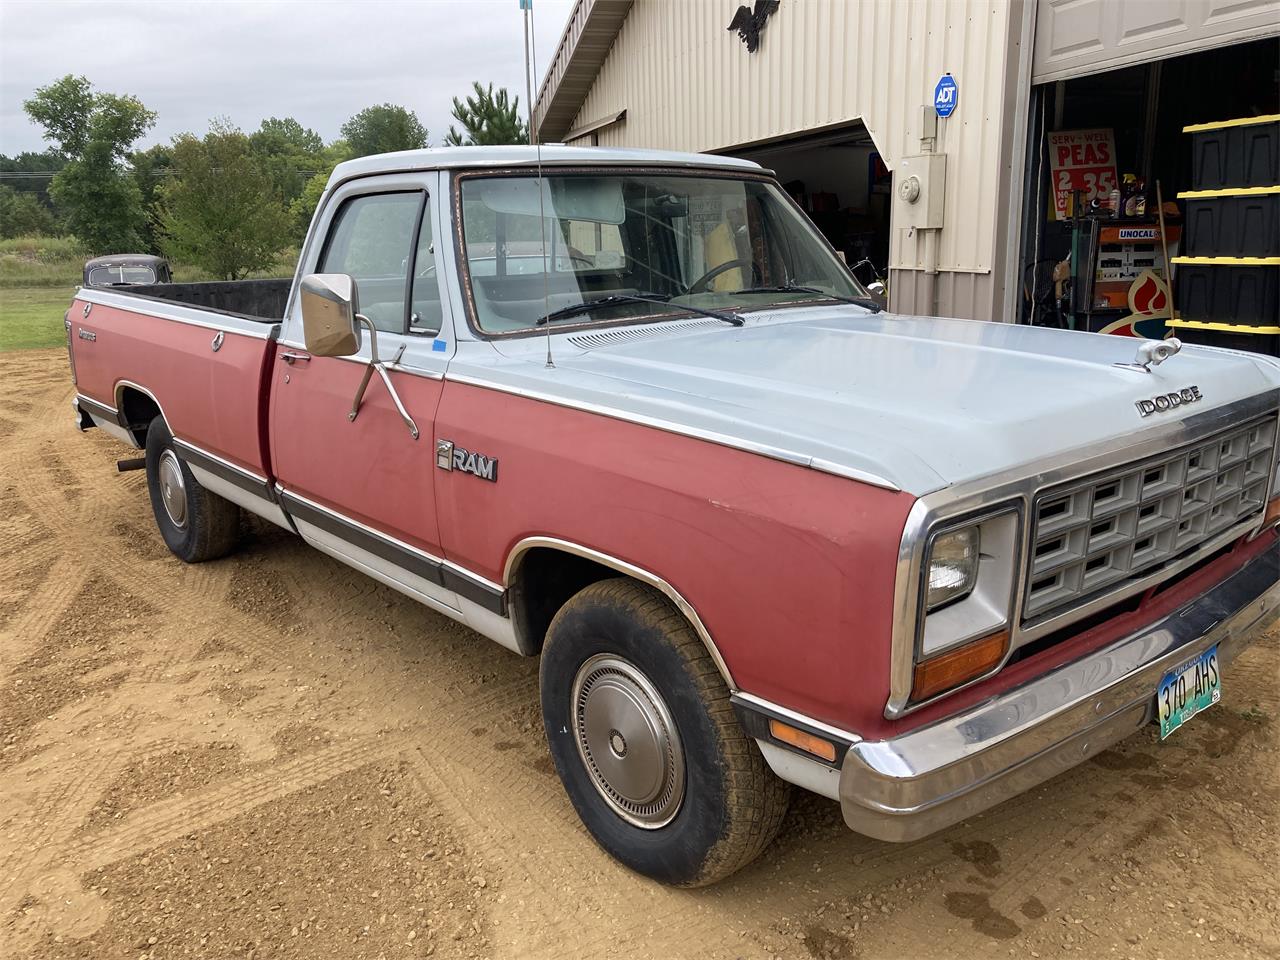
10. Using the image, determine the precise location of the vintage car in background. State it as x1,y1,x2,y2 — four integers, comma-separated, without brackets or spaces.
82,254,172,288
64,146,1280,886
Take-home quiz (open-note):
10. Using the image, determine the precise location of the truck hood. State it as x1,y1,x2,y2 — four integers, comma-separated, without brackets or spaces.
476,307,1280,495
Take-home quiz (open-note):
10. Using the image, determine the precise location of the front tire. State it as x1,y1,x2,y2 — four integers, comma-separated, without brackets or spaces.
144,416,240,563
540,579,790,886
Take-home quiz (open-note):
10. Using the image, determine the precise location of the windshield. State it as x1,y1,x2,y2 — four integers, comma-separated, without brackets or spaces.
458,172,868,333
88,265,156,286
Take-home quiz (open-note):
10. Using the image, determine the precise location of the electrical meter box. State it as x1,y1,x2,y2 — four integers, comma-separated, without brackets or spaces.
895,153,947,230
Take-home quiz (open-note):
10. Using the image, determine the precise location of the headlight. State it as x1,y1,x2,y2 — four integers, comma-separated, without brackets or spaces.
911,510,1021,702
925,526,979,610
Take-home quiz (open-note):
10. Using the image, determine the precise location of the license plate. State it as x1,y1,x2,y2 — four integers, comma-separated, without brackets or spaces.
1157,643,1220,739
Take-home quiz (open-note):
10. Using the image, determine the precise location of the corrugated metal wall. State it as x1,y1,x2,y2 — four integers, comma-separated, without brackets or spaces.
569,0,1023,319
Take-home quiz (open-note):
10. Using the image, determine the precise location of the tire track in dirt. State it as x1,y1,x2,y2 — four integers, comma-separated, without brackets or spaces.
0,751,129,915
0,373,98,668
0,557,83,673
0,375,226,924
65,736,405,872
0,640,195,904
405,745,774,960
0,499,49,563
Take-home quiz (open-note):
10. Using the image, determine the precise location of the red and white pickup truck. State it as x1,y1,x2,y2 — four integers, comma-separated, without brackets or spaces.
67,146,1280,886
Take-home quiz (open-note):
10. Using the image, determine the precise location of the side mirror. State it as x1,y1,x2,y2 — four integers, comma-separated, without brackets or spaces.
299,273,362,357
867,280,887,299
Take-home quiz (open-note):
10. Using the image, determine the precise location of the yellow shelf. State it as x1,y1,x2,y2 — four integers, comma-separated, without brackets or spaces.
1183,114,1280,133
1170,256,1280,266
1168,318,1280,335
1178,185,1280,199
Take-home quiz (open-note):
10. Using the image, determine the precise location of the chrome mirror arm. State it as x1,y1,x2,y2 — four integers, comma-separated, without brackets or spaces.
347,314,420,440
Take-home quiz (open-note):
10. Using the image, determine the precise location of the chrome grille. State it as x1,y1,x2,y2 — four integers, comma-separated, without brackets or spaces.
1024,414,1277,622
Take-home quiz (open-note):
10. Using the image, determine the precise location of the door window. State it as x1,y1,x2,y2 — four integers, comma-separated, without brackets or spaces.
409,203,443,336
318,192,422,333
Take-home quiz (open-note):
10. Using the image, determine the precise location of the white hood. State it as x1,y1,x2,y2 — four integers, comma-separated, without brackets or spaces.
461,306,1280,496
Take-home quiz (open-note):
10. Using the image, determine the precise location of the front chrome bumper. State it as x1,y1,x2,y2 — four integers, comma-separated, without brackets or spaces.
840,539,1280,842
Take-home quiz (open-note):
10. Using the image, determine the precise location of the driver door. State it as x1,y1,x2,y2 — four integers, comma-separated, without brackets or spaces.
269,173,459,611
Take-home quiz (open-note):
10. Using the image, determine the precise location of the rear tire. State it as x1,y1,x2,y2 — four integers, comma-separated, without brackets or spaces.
540,578,790,886
144,416,240,563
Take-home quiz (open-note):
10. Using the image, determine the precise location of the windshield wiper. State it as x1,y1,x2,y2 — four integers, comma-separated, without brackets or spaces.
533,293,743,327
730,282,883,313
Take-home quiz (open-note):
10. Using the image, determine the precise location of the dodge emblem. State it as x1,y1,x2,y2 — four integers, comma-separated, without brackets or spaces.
1135,386,1202,417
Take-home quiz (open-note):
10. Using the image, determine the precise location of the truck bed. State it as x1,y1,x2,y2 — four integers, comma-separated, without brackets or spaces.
110,277,292,322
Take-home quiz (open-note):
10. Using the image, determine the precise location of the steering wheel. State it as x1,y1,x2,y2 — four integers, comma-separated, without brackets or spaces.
686,258,760,295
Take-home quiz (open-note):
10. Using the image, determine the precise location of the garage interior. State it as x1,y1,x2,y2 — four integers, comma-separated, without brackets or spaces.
1019,35,1279,354
727,122,892,294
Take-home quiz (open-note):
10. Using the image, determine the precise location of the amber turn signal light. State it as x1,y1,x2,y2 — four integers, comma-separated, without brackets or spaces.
912,631,1009,702
768,719,837,762
1264,496,1280,528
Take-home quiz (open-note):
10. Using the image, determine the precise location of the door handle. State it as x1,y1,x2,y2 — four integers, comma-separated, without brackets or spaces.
280,351,311,364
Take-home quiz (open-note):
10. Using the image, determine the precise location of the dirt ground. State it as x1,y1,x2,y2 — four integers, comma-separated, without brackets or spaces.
1,347,1278,960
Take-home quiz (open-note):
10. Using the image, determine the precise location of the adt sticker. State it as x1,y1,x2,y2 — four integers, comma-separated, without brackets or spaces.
934,73,958,118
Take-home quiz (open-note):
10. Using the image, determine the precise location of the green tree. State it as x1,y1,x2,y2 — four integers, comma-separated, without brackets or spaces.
159,121,291,279
129,143,172,253
0,185,57,238
340,104,428,158
48,145,149,252
0,149,67,210
443,83,528,146
286,140,352,243
21,75,95,158
23,75,155,251
250,117,325,207
290,172,330,239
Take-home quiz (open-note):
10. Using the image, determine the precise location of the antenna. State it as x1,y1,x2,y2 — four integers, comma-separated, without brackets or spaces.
521,0,554,368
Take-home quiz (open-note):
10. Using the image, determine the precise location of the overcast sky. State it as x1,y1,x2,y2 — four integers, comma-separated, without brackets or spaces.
0,0,576,157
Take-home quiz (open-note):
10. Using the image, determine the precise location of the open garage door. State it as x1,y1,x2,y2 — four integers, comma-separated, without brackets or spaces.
1033,0,1280,84
724,122,891,295
1018,33,1278,357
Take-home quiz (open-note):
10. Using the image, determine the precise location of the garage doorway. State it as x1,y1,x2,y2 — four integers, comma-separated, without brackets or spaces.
1018,35,1278,355
725,122,891,293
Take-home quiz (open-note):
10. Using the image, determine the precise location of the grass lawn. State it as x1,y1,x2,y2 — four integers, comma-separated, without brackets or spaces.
0,286,76,351
0,237,300,352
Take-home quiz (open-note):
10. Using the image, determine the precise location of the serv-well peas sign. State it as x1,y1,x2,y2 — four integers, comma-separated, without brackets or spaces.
1047,128,1118,220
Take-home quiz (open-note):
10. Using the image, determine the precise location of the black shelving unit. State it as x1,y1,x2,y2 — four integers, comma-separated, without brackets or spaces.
1171,114,1280,356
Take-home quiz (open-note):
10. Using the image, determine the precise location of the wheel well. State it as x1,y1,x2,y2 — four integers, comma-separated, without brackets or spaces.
117,386,162,446
507,547,622,655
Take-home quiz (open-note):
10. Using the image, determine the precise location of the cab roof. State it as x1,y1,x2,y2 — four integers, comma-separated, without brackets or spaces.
84,254,169,268
327,145,765,189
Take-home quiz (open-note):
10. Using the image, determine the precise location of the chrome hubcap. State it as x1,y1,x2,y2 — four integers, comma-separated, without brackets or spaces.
157,449,188,529
571,654,684,829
